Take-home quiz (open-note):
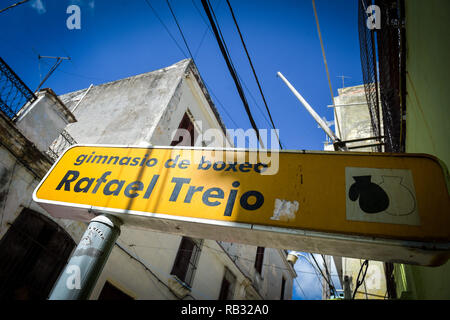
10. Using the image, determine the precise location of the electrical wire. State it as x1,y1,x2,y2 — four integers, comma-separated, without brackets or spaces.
294,277,308,299
116,239,339,299
237,72,274,129
201,0,263,146
149,0,240,131
190,0,275,134
321,254,338,298
311,0,343,140
143,0,189,58
3,39,108,82
225,0,282,149
299,253,325,284
191,0,221,58
191,0,270,130
0,0,30,14
204,82,240,128
165,0,195,60
131,242,340,279
115,240,213,299
310,253,337,297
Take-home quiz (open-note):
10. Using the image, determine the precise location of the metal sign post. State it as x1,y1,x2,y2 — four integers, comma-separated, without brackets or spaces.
48,214,122,300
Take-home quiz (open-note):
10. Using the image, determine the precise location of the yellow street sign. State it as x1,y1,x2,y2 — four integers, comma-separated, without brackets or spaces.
33,145,450,266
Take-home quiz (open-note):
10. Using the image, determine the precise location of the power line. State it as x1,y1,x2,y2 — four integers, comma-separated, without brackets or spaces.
129,241,339,299
225,0,282,149
237,72,273,129
204,82,240,128
191,0,223,58
1,38,108,83
0,0,30,14
165,0,195,60
131,242,340,278
143,0,240,132
190,0,274,134
117,240,212,299
310,253,337,297
294,277,308,299
143,0,189,58
311,0,343,140
191,0,267,130
201,0,263,146
164,0,242,133
299,253,324,284
321,254,338,298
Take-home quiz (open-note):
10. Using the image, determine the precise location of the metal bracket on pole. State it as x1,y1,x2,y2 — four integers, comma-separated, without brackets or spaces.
48,214,122,300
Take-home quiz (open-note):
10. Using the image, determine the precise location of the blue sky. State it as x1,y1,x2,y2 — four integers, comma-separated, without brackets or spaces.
292,252,342,300
1,0,362,299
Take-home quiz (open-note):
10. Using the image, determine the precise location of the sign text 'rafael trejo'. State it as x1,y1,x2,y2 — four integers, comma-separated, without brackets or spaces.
33,145,450,266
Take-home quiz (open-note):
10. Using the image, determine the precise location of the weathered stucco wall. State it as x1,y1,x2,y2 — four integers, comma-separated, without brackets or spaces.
0,112,85,244
333,85,380,152
15,90,76,153
60,60,190,146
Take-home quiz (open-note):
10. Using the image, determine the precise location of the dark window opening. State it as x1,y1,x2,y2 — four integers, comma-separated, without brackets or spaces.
98,281,134,300
171,111,197,147
280,277,286,300
170,237,202,287
218,268,236,300
0,208,75,300
218,278,230,300
254,247,265,275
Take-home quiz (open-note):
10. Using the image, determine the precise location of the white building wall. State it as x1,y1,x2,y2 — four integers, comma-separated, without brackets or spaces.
219,242,295,300
0,131,86,246
0,59,295,300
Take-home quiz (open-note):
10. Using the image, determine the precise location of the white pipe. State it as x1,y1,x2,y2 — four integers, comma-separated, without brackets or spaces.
71,84,93,113
277,72,339,142
327,102,368,108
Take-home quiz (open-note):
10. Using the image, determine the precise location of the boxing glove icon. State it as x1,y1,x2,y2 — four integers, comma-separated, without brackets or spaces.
348,175,390,214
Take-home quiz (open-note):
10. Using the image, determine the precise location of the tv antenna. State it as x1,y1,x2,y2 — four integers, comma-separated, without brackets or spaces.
35,55,71,92
337,75,351,89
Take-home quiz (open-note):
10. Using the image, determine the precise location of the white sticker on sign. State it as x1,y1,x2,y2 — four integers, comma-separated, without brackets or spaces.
345,167,420,226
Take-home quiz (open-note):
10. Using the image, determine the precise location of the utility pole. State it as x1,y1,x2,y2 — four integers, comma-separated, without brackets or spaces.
343,275,352,299
48,214,122,300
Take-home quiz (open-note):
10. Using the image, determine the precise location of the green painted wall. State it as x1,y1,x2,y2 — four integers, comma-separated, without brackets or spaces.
404,0,450,167
394,0,450,300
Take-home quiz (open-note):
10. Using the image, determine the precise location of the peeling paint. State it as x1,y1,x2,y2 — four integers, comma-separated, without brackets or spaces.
270,199,299,222
73,247,103,258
